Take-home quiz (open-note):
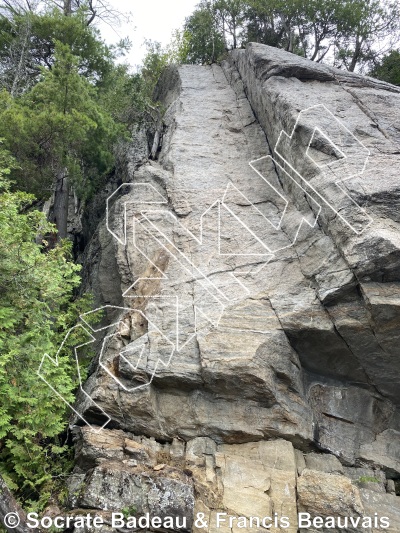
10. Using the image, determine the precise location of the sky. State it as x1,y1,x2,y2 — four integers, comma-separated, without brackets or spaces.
96,0,200,69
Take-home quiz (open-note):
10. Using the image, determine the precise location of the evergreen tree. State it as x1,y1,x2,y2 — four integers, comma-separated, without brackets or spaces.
370,49,400,85
0,42,120,236
0,145,89,512
0,0,158,522
0,8,115,95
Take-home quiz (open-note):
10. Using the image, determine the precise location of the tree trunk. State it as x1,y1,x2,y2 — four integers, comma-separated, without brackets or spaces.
10,17,31,97
53,168,69,240
310,26,320,61
349,34,362,72
282,16,294,53
222,16,228,50
0,474,41,533
63,0,72,16
288,30,294,53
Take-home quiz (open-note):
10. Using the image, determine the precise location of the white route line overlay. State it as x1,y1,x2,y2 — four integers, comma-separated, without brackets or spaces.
274,103,372,235
38,103,373,430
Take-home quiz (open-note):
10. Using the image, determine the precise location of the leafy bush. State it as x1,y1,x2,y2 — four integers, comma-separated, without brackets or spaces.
0,146,92,510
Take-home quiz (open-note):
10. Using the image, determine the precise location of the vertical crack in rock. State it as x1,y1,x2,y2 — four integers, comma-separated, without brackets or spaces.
64,44,400,531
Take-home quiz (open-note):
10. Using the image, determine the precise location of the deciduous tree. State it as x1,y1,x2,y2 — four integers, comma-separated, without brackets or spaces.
182,1,226,63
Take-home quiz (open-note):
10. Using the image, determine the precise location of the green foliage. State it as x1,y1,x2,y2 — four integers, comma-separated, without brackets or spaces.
169,29,192,64
141,36,190,95
0,0,167,517
358,476,381,483
29,9,112,77
0,41,121,200
0,146,92,508
0,4,162,206
183,2,226,64
134,38,189,128
0,8,115,95
214,0,247,48
182,0,400,71
244,1,285,48
370,49,400,85
141,40,173,96
98,34,187,130
97,64,146,125
122,505,137,518
332,0,400,71
0,5,138,209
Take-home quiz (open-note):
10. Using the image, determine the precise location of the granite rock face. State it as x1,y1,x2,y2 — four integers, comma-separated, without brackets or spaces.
64,44,400,530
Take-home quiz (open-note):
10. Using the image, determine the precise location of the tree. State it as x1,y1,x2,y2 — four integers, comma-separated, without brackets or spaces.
370,49,400,84
44,0,126,26
0,0,125,26
244,0,400,71
244,1,285,48
0,0,162,522
0,0,40,17
0,7,115,96
287,0,341,60
334,0,400,72
213,0,247,49
245,0,304,53
0,10,34,96
0,145,91,516
179,0,400,70
183,1,226,64
0,42,120,237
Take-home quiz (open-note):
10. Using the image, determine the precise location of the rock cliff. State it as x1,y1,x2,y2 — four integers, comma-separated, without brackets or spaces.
61,44,400,531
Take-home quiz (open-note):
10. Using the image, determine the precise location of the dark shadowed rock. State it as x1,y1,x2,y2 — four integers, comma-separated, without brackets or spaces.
67,44,400,530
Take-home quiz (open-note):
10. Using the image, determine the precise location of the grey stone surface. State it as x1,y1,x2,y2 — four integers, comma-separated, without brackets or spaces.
69,428,400,532
360,488,400,532
304,452,344,474
67,44,400,529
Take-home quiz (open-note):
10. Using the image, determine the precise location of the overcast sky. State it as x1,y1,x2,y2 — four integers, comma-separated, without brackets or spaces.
97,0,199,69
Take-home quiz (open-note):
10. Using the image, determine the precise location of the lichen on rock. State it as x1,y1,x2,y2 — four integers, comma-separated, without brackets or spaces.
65,43,400,531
